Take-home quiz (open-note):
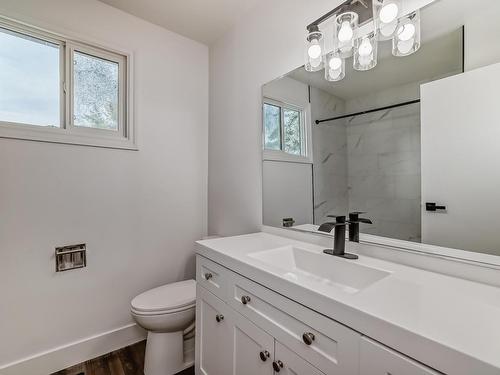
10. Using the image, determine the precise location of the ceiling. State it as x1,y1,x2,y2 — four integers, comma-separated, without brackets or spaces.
98,0,264,45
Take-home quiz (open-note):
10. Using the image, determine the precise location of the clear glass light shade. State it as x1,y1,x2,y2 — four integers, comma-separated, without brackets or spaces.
392,10,421,57
335,12,358,58
305,29,325,72
325,52,345,81
354,32,378,71
373,0,401,40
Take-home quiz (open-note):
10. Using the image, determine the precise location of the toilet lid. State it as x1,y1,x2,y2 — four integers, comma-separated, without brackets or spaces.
131,279,196,313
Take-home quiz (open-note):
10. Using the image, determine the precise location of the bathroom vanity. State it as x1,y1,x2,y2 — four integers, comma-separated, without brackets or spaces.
195,231,500,375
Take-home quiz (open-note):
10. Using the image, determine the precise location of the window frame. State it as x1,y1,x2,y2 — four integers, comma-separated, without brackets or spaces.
262,97,313,164
0,16,136,150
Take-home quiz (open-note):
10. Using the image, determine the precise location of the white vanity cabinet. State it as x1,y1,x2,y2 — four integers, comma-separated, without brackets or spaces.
275,342,326,375
360,337,440,375
196,255,443,375
197,286,233,375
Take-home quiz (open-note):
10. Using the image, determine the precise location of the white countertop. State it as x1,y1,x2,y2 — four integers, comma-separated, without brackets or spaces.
196,232,500,375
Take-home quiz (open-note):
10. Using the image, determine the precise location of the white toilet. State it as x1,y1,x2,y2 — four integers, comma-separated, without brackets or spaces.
131,279,196,375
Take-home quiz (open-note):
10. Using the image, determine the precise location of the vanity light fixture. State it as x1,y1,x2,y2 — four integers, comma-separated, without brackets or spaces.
374,0,401,39
304,0,422,82
325,51,346,81
305,25,325,72
335,12,358,58
392,10,420,56
354,31,378,71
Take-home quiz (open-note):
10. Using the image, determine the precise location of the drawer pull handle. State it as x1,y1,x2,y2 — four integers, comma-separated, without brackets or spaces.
302,332,315,345
215,314,224,323
272,360,284,372
204,272,213,280
259,350,270,362
241,295,251,305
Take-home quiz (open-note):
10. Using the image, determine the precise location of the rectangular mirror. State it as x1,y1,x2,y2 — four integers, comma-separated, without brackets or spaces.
262,0,500,259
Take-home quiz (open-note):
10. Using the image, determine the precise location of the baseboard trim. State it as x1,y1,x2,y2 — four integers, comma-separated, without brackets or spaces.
0,323,147,375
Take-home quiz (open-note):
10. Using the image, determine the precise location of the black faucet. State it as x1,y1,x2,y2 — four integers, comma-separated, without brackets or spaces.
319,215,359,260
348,212,372,243
319,213,372,260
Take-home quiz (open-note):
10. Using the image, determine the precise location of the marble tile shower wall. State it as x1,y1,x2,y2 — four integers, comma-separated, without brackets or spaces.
311,87,349,224
346,105,421,242
312,82,421,242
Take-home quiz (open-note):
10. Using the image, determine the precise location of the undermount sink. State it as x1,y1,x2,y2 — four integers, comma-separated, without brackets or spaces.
248,246,390,294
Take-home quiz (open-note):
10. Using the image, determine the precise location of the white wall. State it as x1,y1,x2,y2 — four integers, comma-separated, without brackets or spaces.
262,161,313,227
208,0,343,236
0,0,208,371
262,77,313,228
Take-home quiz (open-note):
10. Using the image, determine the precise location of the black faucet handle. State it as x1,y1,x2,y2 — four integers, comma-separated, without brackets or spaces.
348,212,372,224
323,221,347,227
326,215,346,223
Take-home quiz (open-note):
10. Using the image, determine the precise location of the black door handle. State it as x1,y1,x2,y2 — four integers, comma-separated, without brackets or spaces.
426,202,446,212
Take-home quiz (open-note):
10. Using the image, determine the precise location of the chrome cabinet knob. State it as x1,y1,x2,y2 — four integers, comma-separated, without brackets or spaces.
302,332,315,345
241,295,251,305
272,360,284,372
259,350,270,362
204,272,213,280
215,314,224,323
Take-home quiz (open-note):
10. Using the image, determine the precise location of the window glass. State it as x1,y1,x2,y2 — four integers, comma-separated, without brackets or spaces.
0,28,60,127
73,51,119,130
283,108,302,155
263,103,281,150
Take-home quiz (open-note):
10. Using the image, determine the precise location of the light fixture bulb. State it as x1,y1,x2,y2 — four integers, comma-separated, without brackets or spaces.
380,2,399,24
358,38,373,57
397,39,414,54
329,57,342,70
359,55,372,67
380,20,398,37
397,23,416,41
338,21,354,43
310,57,322,68
329,68,342,79
307,41,322,59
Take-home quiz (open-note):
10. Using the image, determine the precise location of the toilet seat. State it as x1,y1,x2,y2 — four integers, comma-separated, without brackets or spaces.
131,279,196,315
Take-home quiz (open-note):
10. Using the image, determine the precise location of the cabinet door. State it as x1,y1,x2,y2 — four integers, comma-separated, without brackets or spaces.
196,286,233,375
231,309,275,375
360,337,440,375
274,341,325,375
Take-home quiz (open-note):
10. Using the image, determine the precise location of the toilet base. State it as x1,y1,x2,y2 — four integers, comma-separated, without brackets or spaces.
144,331,193,375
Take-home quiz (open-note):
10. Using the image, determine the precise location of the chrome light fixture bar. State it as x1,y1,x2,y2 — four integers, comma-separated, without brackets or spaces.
304,0,421,82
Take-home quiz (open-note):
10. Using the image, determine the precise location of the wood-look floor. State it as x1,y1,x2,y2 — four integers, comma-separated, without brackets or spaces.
51,340,194,375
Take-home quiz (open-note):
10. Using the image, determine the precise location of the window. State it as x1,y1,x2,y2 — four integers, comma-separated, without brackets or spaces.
263,98,310,162
0,18,134,149
73,51,119,130
0,28,61,128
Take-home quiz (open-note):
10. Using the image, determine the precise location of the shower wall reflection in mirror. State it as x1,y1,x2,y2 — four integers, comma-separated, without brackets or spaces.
262,0,500,258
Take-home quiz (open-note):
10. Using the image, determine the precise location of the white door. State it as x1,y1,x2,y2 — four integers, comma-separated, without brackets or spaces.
196,286,233,375
273,341,325,375
421,62,500,256
231,309,275,375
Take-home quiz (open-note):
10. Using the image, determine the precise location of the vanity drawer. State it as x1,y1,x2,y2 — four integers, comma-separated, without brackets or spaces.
196,255,229,300
228,272,360,375
360,337,442,375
